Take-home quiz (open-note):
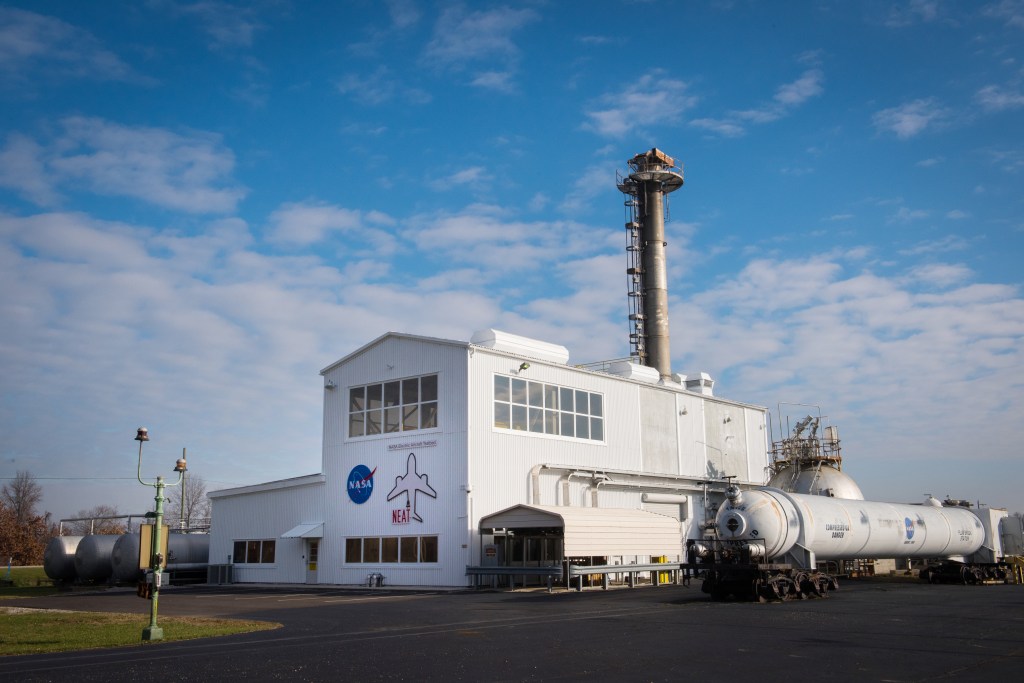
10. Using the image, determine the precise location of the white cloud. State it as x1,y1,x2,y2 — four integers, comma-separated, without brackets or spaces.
872,98,950,138
899,235,970,255
559,166,616,214
423,6,538,69
883,0,940,27
907,262,972,287
975,84,1024,111
336,66,431,106
690,118,746,138
471,70,516,93
688,69,823,138
267,201,396,246
48,117,247,214
174,1,262,50
982,0,1024,29
773,69,824,107
386,0,422,29
677,255,1024,504
887,206,929,223
428,166,488,191
0,133,58,206
584,71,698,137
0,7,150,86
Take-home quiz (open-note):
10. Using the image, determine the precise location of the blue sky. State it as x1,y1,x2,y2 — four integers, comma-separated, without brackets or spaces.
1,1,1022,522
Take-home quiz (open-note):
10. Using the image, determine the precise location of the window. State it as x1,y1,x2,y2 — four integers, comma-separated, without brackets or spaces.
493,375,604,441
349,374,438,438
344,535,439,564
232,539,276,564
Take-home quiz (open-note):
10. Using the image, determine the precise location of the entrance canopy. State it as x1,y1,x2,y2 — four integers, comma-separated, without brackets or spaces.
479,505,681,557
281,522,323,539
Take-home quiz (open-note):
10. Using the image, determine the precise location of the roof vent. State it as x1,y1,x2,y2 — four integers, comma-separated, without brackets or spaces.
470,329,570,365
681,372,715,396
605,360,661,384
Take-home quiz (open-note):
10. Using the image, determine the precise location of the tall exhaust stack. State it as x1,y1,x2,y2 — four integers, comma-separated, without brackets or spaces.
617,148,684,381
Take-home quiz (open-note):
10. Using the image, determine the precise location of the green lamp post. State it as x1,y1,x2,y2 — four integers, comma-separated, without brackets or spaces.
135,427,186,642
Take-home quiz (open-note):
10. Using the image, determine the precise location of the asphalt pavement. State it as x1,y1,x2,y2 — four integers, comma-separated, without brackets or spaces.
2,579,1022,682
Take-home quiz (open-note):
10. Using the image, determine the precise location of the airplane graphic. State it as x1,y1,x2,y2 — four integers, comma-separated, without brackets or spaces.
387,453,437,522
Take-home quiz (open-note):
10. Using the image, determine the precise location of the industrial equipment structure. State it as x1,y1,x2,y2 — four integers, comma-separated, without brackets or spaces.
186,148,1020,594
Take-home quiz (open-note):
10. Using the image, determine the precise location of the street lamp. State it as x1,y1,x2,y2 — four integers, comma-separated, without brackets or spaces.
135,427,186,642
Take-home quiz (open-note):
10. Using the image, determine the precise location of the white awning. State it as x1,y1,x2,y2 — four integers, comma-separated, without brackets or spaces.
281,522,323,539
478,505,681,557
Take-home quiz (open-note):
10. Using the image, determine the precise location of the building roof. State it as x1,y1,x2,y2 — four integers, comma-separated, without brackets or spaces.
319,331,468,375
478,504,682,557
207,473,326,499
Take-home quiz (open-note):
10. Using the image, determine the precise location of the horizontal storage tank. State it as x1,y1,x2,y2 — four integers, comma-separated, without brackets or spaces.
74,534,120,582
168,533,210,566
43,535,84,582
716,487,984,566
111,532,211,583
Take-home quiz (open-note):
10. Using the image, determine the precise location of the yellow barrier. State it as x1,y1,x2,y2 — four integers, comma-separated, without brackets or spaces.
1006,556,1024,585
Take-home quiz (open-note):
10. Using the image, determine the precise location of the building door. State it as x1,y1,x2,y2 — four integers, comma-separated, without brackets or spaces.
305,539,319,584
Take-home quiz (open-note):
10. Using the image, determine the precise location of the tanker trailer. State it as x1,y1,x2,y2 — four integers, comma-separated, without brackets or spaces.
694,486,984,600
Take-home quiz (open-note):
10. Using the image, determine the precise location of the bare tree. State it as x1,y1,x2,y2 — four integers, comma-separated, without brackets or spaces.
165,474,211,530
65,504,127,535
1,470,43,524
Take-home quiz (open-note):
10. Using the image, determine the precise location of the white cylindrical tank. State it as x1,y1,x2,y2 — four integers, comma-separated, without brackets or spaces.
766,466,865,500
716,487,984,563
74,534,120,582
43,535,84,582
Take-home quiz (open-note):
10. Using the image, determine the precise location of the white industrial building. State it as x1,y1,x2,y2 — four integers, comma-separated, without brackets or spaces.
208,329,771,587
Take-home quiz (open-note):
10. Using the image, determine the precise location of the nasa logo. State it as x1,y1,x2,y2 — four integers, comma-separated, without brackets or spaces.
347,465,376,504
904,517,915,540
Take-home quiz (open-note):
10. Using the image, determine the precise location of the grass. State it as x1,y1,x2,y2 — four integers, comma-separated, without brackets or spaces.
0,566,76,598
0,566,63,598
0,608,281,656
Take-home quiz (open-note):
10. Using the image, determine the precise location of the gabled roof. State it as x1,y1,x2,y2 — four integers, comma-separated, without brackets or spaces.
208,473,326,499
319,331,468,375
478,504,682,557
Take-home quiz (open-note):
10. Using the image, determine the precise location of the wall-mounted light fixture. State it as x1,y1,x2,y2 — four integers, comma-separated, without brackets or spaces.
723,415,732,423
325,380,336,390
518,362,530,372
679,407,688,416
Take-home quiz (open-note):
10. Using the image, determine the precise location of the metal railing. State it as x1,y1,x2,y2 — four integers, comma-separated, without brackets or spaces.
466,566,563,592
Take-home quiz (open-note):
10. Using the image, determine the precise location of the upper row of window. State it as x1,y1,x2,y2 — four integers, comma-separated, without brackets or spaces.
493,375,604,441
346,372,605,442
349,374,438,437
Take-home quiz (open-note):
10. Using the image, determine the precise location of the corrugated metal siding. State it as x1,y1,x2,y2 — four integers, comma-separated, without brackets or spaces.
677,393,705,477
320,336,470,587
703,402,749,480
744,406,769,483
479,505,681,557
209,479,326,584
639,386,678,474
